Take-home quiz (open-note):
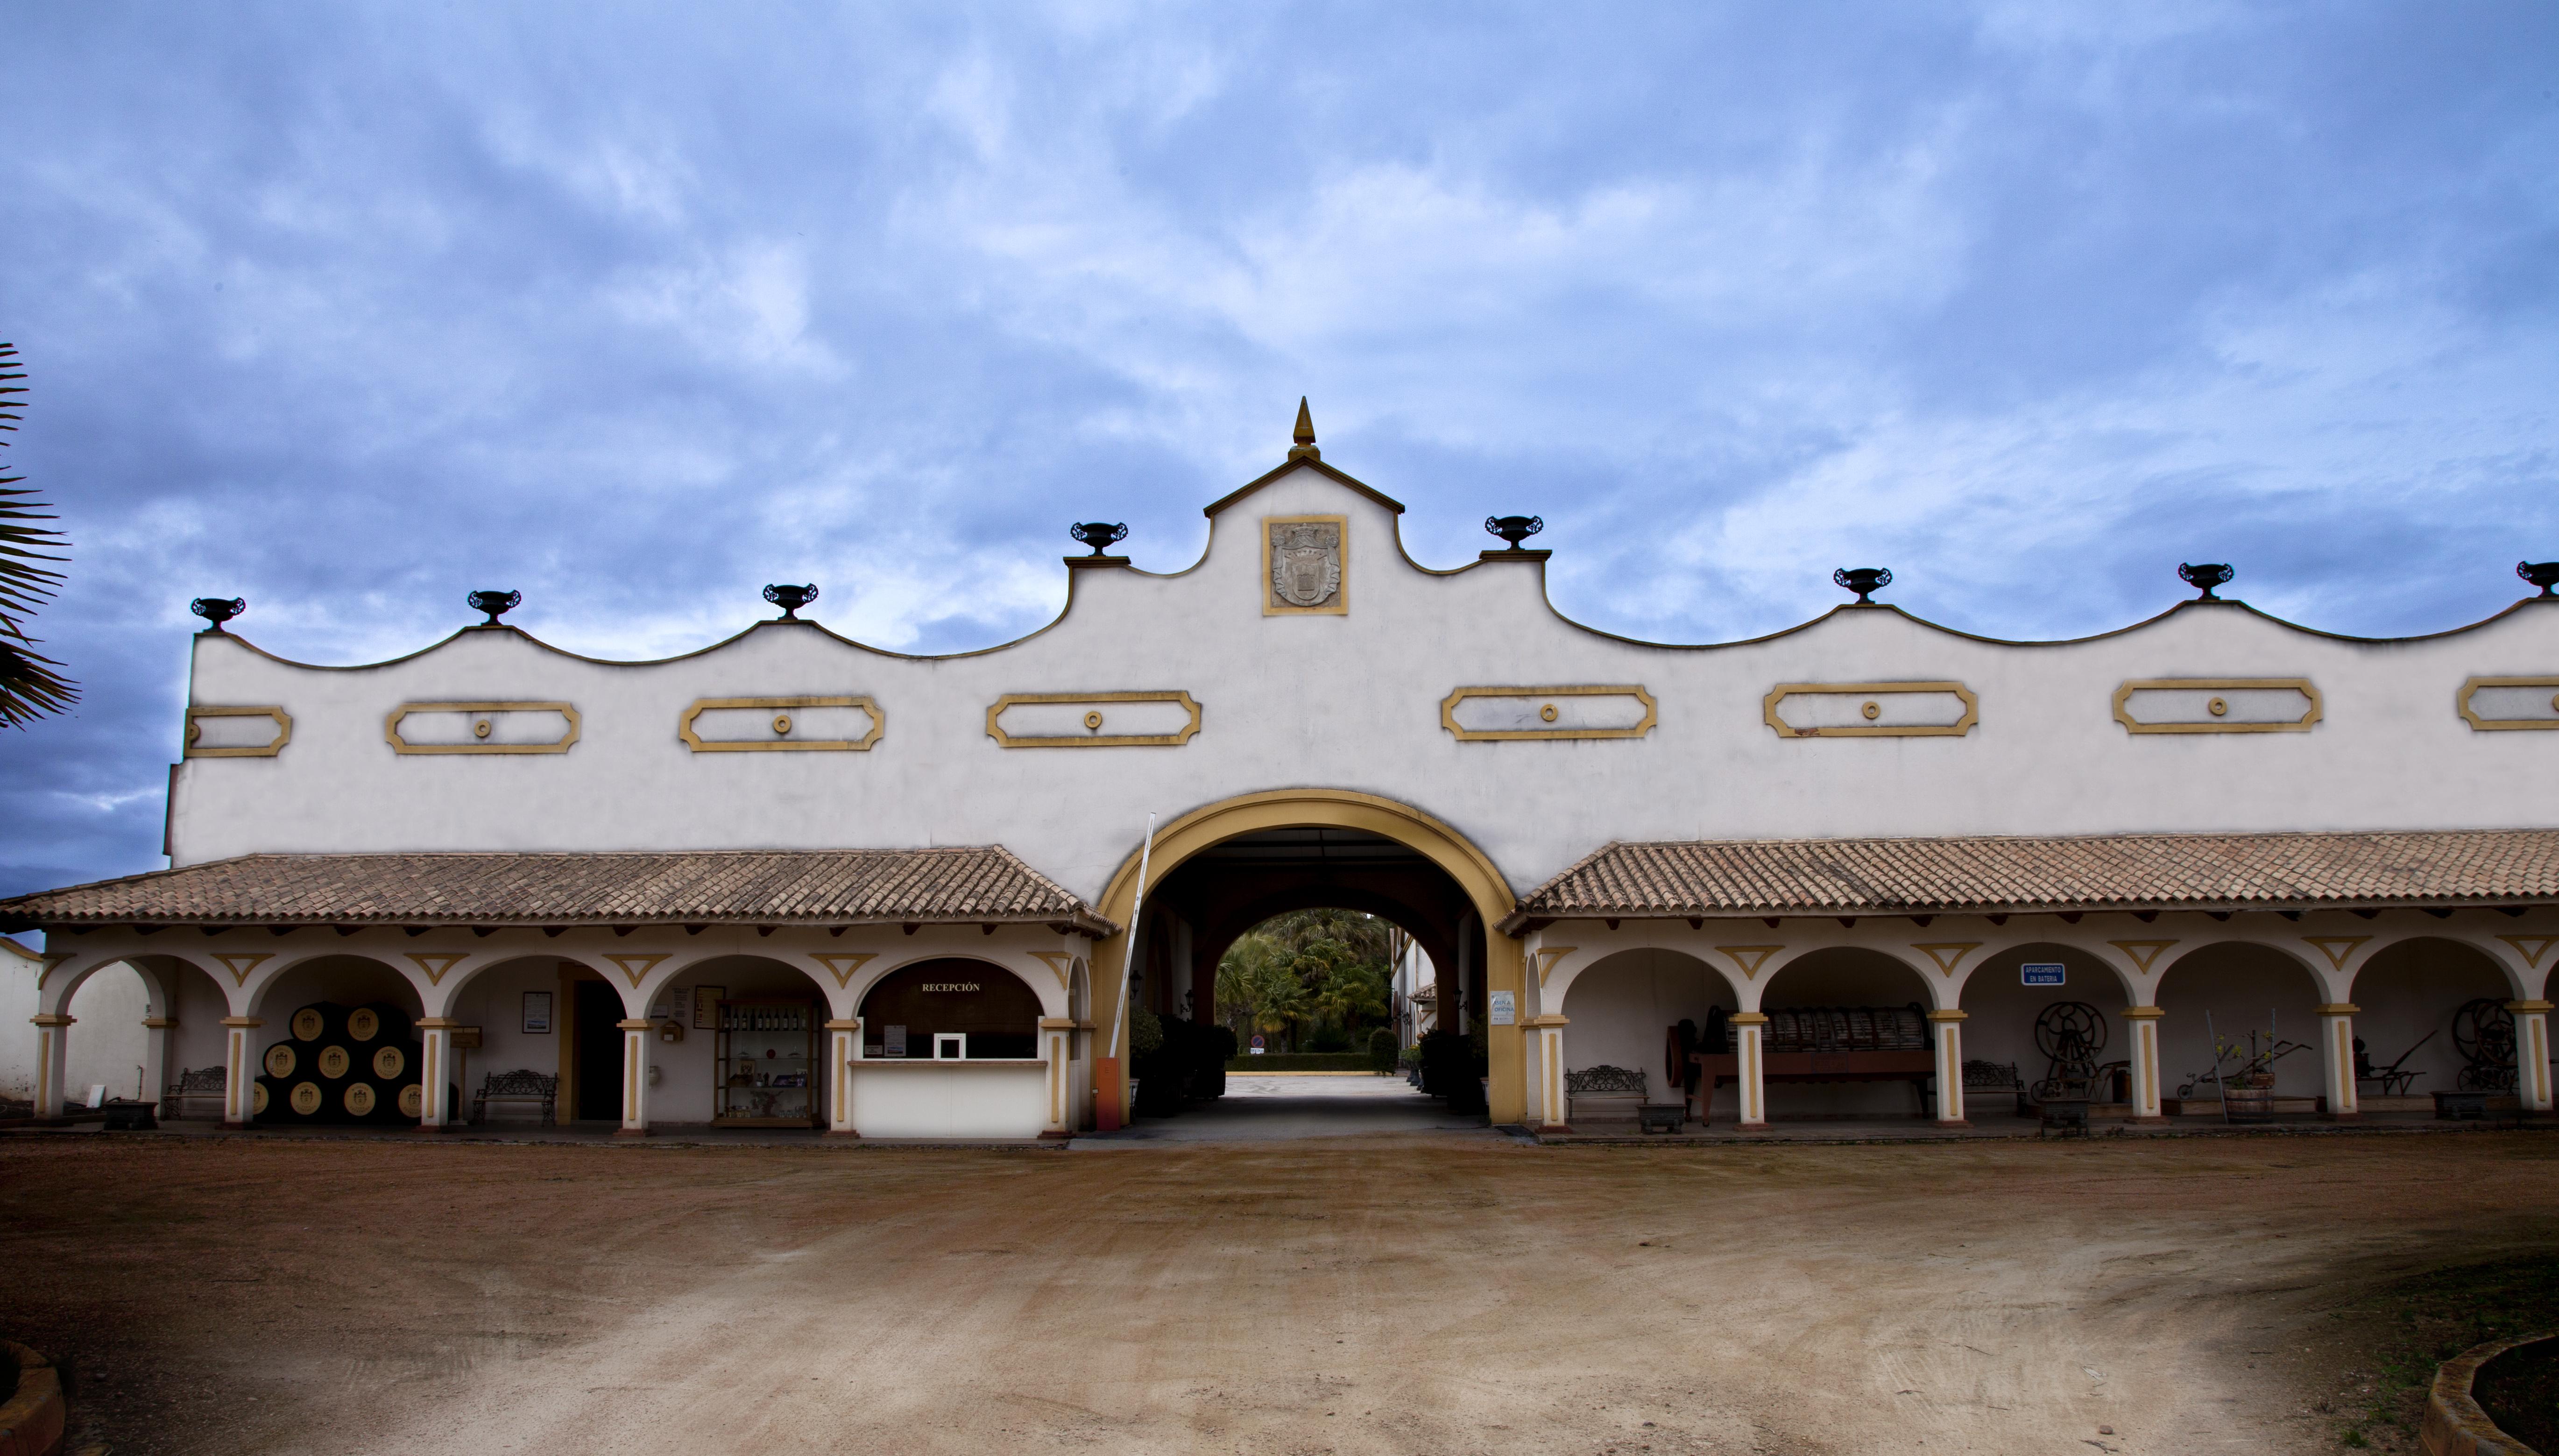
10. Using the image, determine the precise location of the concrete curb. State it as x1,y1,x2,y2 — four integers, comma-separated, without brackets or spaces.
0,1339,67,1456
2423,1331,2551,1456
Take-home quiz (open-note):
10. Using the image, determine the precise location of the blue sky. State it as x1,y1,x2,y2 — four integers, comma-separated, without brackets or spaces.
4,2,2554,898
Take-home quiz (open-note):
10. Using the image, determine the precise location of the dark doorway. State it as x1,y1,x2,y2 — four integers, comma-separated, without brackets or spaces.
573,980,623,1121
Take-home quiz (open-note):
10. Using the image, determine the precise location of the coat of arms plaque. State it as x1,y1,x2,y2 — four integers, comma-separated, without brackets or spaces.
1265,516,1346,614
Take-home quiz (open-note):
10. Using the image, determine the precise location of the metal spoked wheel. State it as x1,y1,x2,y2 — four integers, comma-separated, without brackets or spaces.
2034,1001,2107,1061
2452,998,2517,1092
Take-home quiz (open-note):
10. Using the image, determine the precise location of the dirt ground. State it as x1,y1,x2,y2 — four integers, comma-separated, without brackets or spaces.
1,1129,2554,1456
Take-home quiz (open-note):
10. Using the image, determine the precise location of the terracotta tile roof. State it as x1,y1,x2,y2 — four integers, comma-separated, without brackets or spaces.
1505,830,2559,930
0,848,1114,934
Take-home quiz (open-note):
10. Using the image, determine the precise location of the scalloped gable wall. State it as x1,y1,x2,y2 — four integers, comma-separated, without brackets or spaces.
170,463,2559,901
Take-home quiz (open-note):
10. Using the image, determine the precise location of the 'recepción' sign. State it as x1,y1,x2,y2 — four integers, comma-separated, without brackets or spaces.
920,982,982,993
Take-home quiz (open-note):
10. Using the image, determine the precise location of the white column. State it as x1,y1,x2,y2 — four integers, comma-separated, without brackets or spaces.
615,1018,651,1136
416,1019,459,1130
825,1018,861,1136
2121,1006,2165,1121
220,1016,262,1128
2512,1001,2554,1114
1927,1010,1967,1126
2315,1003,2360,1119
1729,1012,1769,1129
1527,1016,1569,1131
1040,1018,1074,1138
30,1013,71,1118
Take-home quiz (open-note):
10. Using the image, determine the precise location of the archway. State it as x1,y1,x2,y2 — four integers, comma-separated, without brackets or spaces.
61,961,152,1106
245,955,427,1127
438,955,588,1124
2155,944,2326,1103
1559,948,1732,1116
664,954,841,1129
1756,948,1936,1119
1960,942,2135,1115
1090,790,1520,1127
2348,939,2521,1101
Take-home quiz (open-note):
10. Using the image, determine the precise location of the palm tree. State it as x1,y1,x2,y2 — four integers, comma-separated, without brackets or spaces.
0,342,75,726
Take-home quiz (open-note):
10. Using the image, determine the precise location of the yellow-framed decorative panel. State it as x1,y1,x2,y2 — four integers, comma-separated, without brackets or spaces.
1440,685,1658,742
384,701,581,755
2457,676,2559,731
678,695,884,752
2112,678,2321,735
184,705,293,758
986,691,1203,749
1763,681,1978,739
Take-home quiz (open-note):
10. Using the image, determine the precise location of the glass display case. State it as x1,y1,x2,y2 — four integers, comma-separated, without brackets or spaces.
713,998,819,1128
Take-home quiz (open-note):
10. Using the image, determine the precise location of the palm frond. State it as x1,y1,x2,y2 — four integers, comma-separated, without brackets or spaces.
0,636,78,726
0,343,77,723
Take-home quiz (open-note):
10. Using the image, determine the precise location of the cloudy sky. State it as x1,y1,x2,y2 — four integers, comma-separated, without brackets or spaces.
3,2,2553,898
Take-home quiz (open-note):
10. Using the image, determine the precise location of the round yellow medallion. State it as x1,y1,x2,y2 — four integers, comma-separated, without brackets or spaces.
473,718,493,739
291,1007,326,1041
252,1082,269,1115
343,1083,376,1117
772,714,792,735
263,1044,298,1078
1861,700,1881,721
347,1008,380,1042
2207,697,2229,717
318,1045,352,1079
289,1081,323,1116
1084,710,1104,731
1539,704,1558,722
373,1046,405,1079
398,1084,423,1119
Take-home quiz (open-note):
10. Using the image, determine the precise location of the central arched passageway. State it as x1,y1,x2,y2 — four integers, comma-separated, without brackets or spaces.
1082,789,1524,1134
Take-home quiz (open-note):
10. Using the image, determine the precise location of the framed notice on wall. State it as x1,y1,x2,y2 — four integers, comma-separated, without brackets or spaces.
522,991,552,1034
693,985,726,1030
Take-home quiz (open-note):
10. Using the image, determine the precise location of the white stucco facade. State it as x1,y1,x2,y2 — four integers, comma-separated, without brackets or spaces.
167,463,2559,891
16,436,2559,1132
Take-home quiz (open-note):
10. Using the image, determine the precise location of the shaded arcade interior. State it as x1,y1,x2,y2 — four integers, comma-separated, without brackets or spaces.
1122,826,1491,1119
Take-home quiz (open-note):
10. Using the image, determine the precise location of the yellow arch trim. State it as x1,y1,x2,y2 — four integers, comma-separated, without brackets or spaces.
1091,787,1527,1122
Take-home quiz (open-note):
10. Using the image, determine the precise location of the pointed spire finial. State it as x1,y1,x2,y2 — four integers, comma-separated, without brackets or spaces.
1288,396,1319,460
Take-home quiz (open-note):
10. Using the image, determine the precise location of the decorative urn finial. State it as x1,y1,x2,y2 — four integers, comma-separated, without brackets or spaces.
2178,562,2234,601
190,597,246,633
2518,560,2559,599
1287,397,1319,461
1832,567,1892,605
1485,516,1544,551
1069,522,1129,557
467,589,522,626
763,583,819,621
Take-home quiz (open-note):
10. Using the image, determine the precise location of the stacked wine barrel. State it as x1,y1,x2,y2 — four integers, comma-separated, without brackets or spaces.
251,1001,447,1126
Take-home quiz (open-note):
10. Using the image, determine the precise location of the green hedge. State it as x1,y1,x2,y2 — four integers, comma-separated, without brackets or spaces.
1225,1053,1381,1072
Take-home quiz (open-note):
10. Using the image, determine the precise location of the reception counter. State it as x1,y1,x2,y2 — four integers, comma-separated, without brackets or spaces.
848,1057,1052,1139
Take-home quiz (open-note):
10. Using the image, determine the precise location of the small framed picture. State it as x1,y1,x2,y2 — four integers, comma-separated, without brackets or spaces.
522,991,553,1034
693,985,726,1030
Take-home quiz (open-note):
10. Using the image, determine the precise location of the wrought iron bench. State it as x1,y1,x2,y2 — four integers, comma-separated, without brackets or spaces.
473,1069,560,1127
163,1065,227,1120
1564,1065,1686,1131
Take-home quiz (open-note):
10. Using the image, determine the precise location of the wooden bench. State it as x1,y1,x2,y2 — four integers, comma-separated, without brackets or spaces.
473,1069,560,1127
163,1065,227,1121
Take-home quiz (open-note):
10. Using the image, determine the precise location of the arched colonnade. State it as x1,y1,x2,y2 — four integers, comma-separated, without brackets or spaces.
28,927,1088,1137
1530,915,2555,1130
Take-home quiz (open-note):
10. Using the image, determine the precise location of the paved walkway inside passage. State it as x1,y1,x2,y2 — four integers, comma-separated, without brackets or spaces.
2,1132,2552,1456
1078,1071,1492,1144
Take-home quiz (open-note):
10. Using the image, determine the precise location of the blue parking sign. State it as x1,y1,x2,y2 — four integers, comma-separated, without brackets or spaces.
2022,963,2065,986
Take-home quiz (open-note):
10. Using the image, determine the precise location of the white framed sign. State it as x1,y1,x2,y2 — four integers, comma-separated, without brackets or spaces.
1489,990,1516,1026
521,991,552,1034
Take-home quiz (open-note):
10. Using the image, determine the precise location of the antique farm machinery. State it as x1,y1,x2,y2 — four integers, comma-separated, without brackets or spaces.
2452,997,2518,1092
